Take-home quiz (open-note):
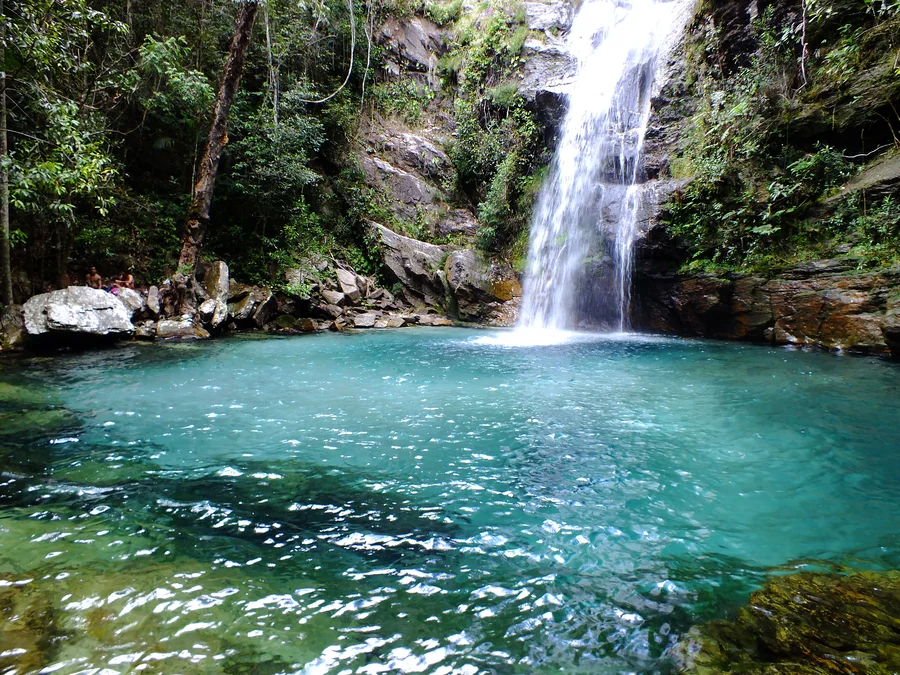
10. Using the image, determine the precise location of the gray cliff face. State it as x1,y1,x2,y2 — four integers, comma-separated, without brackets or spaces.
359,0,576,324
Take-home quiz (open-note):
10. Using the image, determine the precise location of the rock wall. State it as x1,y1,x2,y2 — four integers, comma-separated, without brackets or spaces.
635,262,900,355
359,0,577,325
628,0,900,356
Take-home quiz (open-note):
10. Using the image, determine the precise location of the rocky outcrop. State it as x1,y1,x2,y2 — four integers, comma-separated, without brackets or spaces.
672,570,900,674
377,15,445,85
635,261,900,355
373,222,448,306
444,249,522,325
0,306,25,351
23,287,134,343
359,154,442,224
519,1,576,108
370,222,521,323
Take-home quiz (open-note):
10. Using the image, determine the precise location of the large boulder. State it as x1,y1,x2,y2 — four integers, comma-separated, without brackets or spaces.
204,261,230,302
370,222,448,307
335,269,362,304
23,287,134,342
146,286,161,316
198,299,228,328
228,286,276,327
115,288,144,317
322,289,346,306
444,250,522,323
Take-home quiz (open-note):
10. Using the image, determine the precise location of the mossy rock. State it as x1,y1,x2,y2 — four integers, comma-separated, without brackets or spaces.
673,570,900,674
0,382,58,409
0,575,61,672
0,408,79,442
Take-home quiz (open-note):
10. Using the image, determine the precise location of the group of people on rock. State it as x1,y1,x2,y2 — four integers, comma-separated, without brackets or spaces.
85,267,135,294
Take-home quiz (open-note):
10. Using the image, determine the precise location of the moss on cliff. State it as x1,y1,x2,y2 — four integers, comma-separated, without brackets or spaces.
660,0,900,274
438,1,548,254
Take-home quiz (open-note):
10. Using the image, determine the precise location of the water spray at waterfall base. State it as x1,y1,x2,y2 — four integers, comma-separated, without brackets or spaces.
515,0,691,343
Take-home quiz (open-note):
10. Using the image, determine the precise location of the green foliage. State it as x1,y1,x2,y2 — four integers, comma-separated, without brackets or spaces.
663,0,899,273
371,80,436,127
424,0,464,25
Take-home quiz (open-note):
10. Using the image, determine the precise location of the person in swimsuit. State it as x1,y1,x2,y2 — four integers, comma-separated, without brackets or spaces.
86,267,102,289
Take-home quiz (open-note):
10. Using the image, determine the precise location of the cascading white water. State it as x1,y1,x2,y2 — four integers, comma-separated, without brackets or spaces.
517,0,690,337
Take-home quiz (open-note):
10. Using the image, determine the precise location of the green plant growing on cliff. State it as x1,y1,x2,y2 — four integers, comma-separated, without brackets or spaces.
371,80,436,127
661,0,900,273
425,0,463,26
441,0,545,253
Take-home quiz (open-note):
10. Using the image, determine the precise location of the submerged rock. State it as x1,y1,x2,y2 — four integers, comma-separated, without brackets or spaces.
672,570,900,674
23,287,134,342
0,574,60,673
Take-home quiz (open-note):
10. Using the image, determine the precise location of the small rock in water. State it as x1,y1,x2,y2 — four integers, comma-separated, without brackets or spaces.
275,314,297,330
298,318,318,332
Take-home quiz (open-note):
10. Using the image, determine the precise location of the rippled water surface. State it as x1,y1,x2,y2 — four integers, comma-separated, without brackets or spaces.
1,328,899,674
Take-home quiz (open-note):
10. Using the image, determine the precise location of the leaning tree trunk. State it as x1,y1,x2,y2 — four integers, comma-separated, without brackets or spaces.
0,0,14,306
177,0,258,274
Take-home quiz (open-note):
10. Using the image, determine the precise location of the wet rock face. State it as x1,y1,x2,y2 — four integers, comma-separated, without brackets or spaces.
672,570,900,674
370,223,521,324
633,263,900,355
23,287,134,342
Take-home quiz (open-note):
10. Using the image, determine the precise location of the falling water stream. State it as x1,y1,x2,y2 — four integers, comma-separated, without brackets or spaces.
518,0,691,336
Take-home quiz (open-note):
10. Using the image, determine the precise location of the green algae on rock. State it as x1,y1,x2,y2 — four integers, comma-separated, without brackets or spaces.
672,570,900,674
0,575,61,674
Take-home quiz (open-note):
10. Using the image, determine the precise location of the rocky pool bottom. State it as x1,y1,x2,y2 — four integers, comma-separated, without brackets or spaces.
0,328,898,674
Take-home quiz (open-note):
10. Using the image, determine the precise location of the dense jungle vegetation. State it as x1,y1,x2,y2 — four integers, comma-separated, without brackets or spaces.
3,0,898,305
0,0,546,303
663,0,900,273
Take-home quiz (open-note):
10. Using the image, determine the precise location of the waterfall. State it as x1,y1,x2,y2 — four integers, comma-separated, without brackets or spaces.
517,0,690,337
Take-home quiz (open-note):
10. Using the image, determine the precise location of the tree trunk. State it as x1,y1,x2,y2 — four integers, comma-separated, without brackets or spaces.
177,0,259,274
0,0,14,306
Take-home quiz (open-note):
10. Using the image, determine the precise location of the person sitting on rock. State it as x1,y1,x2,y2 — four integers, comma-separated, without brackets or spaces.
86,267,102,289
116,270,135,290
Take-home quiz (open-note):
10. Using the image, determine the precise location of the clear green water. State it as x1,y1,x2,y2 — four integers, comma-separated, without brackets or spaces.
1,328,899,674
